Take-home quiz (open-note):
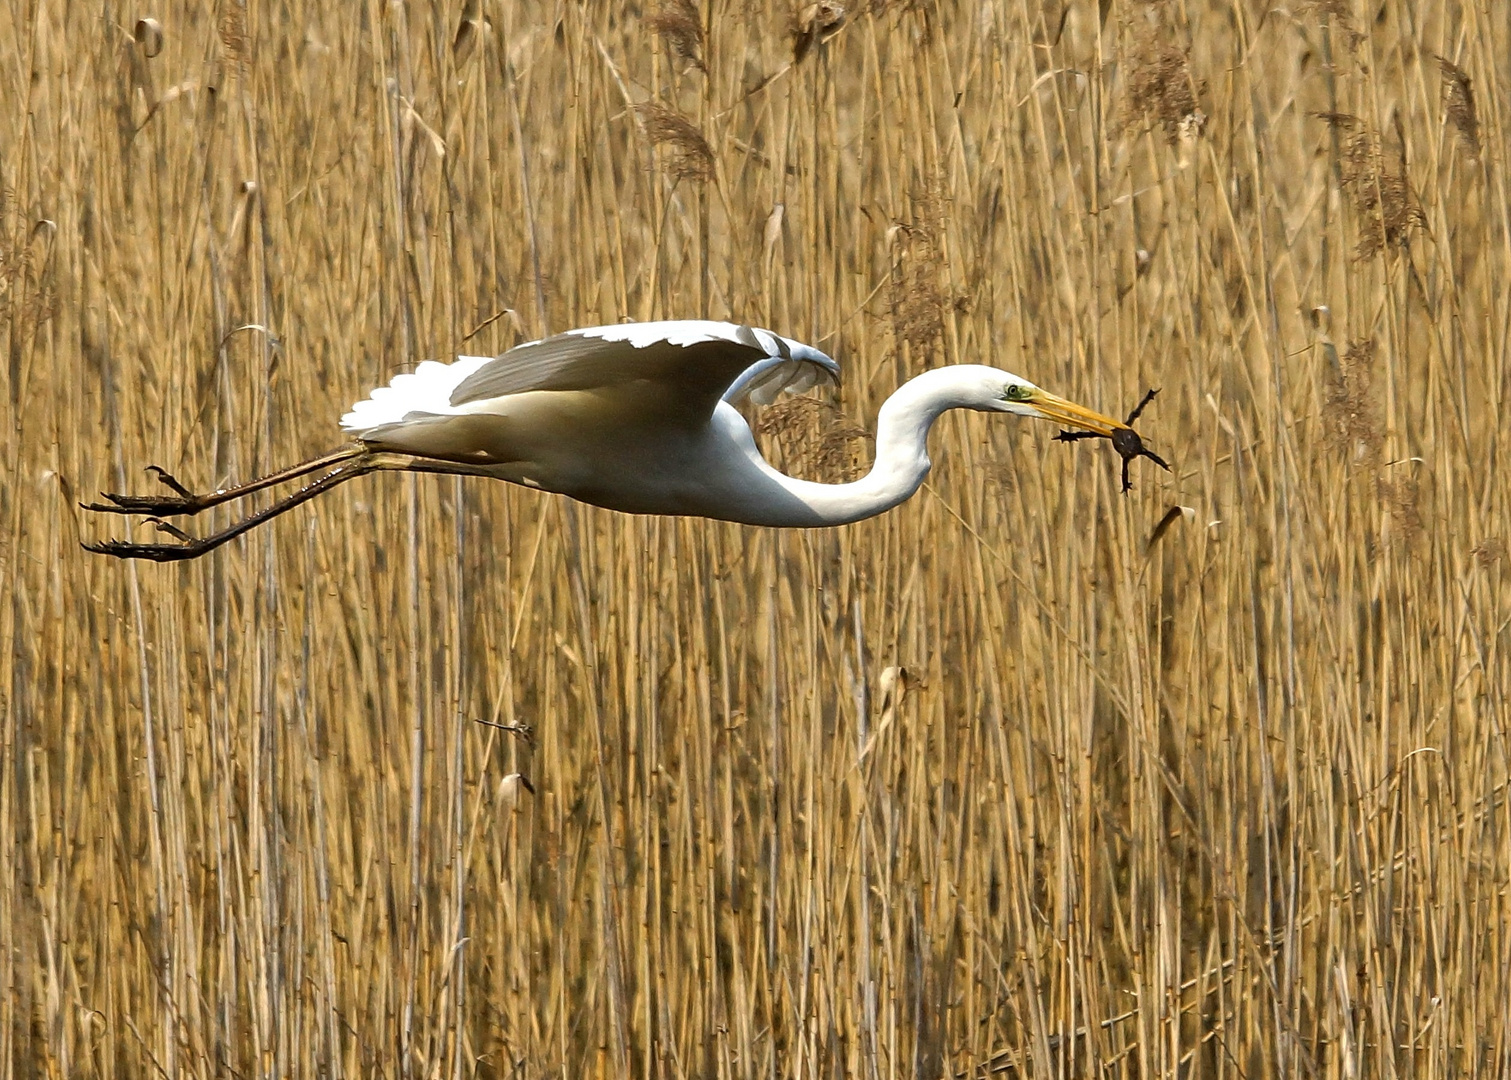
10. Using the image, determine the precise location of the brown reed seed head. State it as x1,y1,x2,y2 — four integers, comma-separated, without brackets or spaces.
1319,112,1426,258
645,0,707,73
219,5,248,73
1125,37,1206,144
1436,55,1480,157
889,179,949,358
1473,537,1506,568
754,396,871,482
1324,339,1383,462
1379,473,1424,544
635,104,715,182
1300,0,1366,49
0,192,55,336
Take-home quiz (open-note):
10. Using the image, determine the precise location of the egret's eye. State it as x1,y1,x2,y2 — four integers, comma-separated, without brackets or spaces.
1004,384,1029,401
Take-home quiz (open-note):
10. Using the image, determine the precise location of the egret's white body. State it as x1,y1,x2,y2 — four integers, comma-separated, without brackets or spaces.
84,319,1134,561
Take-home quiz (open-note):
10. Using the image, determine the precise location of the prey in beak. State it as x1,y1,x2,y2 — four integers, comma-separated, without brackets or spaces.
1052,388,1170,493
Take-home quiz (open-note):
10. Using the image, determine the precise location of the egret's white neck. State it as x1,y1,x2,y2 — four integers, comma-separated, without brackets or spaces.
716,366,993,527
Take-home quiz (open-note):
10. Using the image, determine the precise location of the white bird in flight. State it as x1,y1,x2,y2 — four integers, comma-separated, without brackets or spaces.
84,319,1158,561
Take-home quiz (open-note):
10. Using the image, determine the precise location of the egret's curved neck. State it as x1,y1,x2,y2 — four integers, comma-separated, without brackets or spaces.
722,367,985,527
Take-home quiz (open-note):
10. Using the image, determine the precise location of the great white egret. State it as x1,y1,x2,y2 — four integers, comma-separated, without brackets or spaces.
82,320,1162,561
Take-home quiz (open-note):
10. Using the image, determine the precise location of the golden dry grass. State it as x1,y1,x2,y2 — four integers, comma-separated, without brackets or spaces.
3,0,1509,1076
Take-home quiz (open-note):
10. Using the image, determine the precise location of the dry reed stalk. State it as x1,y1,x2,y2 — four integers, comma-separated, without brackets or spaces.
3,0,1509,1076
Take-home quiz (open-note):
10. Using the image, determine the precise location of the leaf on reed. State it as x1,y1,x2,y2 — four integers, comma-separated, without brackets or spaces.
453,0,483,62
791,1,845,62
134,18,163,59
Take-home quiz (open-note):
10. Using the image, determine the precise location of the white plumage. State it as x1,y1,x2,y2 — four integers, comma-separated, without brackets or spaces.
338,355,493,432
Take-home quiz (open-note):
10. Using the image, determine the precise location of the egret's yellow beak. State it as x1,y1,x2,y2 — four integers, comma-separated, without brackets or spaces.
1030,390,1128,437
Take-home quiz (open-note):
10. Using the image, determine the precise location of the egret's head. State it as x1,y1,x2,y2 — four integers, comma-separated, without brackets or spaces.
992,375,1128,437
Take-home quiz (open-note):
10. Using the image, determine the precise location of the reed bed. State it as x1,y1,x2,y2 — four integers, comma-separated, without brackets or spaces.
3,0,1509,1075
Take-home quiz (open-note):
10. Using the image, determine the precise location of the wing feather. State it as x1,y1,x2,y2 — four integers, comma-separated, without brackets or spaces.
447,321,839,421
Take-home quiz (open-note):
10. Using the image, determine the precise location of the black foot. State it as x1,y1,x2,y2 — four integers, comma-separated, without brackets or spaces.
81,466,208,517
81,536,216,562
81,514,220,561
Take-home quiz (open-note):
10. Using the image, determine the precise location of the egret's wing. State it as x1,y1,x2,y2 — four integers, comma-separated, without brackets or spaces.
722,354,829,406
448,320,839,423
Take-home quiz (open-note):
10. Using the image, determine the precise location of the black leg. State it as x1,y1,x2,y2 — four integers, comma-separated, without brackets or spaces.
82,457,383,562
82,446,365,518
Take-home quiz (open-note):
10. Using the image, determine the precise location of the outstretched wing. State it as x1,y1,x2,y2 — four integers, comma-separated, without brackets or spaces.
447,320,839,421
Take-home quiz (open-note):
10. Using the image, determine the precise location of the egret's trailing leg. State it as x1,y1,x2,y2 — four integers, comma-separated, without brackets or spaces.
84,446,366,518
82,453,538,562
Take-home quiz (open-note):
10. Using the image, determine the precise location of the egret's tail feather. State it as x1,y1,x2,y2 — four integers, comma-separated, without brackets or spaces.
340,356,493,434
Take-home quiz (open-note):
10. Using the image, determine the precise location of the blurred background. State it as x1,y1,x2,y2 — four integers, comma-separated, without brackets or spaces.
2,0,1508,1075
